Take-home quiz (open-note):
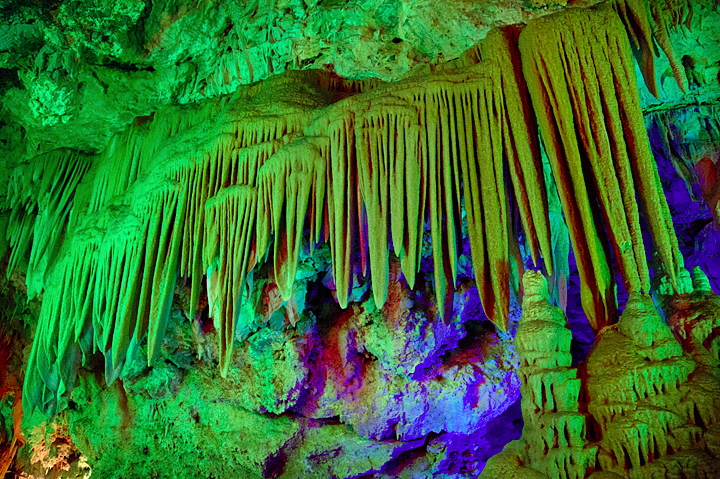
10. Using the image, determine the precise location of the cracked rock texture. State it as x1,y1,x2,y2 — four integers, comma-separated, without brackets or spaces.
2,1,720,478
5,245,521,478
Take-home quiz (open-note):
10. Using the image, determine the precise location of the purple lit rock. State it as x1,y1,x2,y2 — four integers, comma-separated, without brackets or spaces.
358,261,468,379
294,259,521,443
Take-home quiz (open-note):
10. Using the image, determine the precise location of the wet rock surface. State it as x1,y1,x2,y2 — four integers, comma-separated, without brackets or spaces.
20,247,522,478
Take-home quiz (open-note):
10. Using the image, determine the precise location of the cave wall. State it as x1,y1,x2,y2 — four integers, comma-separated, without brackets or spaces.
1,1,720,478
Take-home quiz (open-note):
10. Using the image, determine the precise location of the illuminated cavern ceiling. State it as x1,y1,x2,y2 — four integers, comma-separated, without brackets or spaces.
1,1,720,478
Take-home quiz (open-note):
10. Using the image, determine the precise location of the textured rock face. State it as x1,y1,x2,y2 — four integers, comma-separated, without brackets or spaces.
294,259,521,443
2,1,720,478
5,246,520,478
587,290,720,479
0,0,575,156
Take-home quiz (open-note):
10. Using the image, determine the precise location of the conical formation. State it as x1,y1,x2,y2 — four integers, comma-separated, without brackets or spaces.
481,271,596,479
520,3,683,333
21,73,322,415
587,285,720,478
665,266,720,361
613,0,720,98
204,185,258,377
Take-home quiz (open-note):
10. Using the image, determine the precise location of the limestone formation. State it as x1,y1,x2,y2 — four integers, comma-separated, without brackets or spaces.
485,269,720,479
2,0,720,477
482,271,596,479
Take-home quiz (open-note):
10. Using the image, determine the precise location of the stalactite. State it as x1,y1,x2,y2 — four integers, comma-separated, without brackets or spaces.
18,38,558,415
5,150,91,298
613,0,659,98
422,85,464,320
356,106,416,308
650,2,689,95
174,136,282,322
92,212,146,378
256,138,327,302
309,114,357,309
541,145,570,313
520,4,683,332
646,105,720,230
612,0,715,97
458,82,508,328
483,26,553,278
138,181,186,368
305,44,549,328
203,185,258,377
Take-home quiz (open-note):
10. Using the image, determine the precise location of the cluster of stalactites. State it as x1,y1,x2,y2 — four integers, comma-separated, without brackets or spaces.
22,166,186,415
5,149,91,298
19,69,381,412
15,1,693,415
301,26,553,328
520,3,684,332
613,0,720,99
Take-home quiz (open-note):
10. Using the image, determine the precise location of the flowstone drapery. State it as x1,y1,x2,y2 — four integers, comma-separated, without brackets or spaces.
2,1,720,477
8,2,695,419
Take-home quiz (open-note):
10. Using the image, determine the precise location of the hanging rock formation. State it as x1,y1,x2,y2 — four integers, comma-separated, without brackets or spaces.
520,3,684,333
1,0,720,478
14,26,565,415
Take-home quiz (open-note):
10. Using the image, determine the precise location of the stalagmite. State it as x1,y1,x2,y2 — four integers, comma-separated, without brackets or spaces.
587,291,720,478
483,271,720,478
482,271,596,479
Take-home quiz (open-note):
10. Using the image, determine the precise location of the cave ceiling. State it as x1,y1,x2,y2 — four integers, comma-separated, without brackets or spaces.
0,0,588,154
1,1,720,478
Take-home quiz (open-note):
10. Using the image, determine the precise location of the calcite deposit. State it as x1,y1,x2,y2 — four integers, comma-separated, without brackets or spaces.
1,0,720,478
483,269,720,479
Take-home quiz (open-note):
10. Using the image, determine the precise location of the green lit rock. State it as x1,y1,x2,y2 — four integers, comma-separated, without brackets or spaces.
69,367,301,479
225,317,318,414
280,423,424,479
3,1,720,478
